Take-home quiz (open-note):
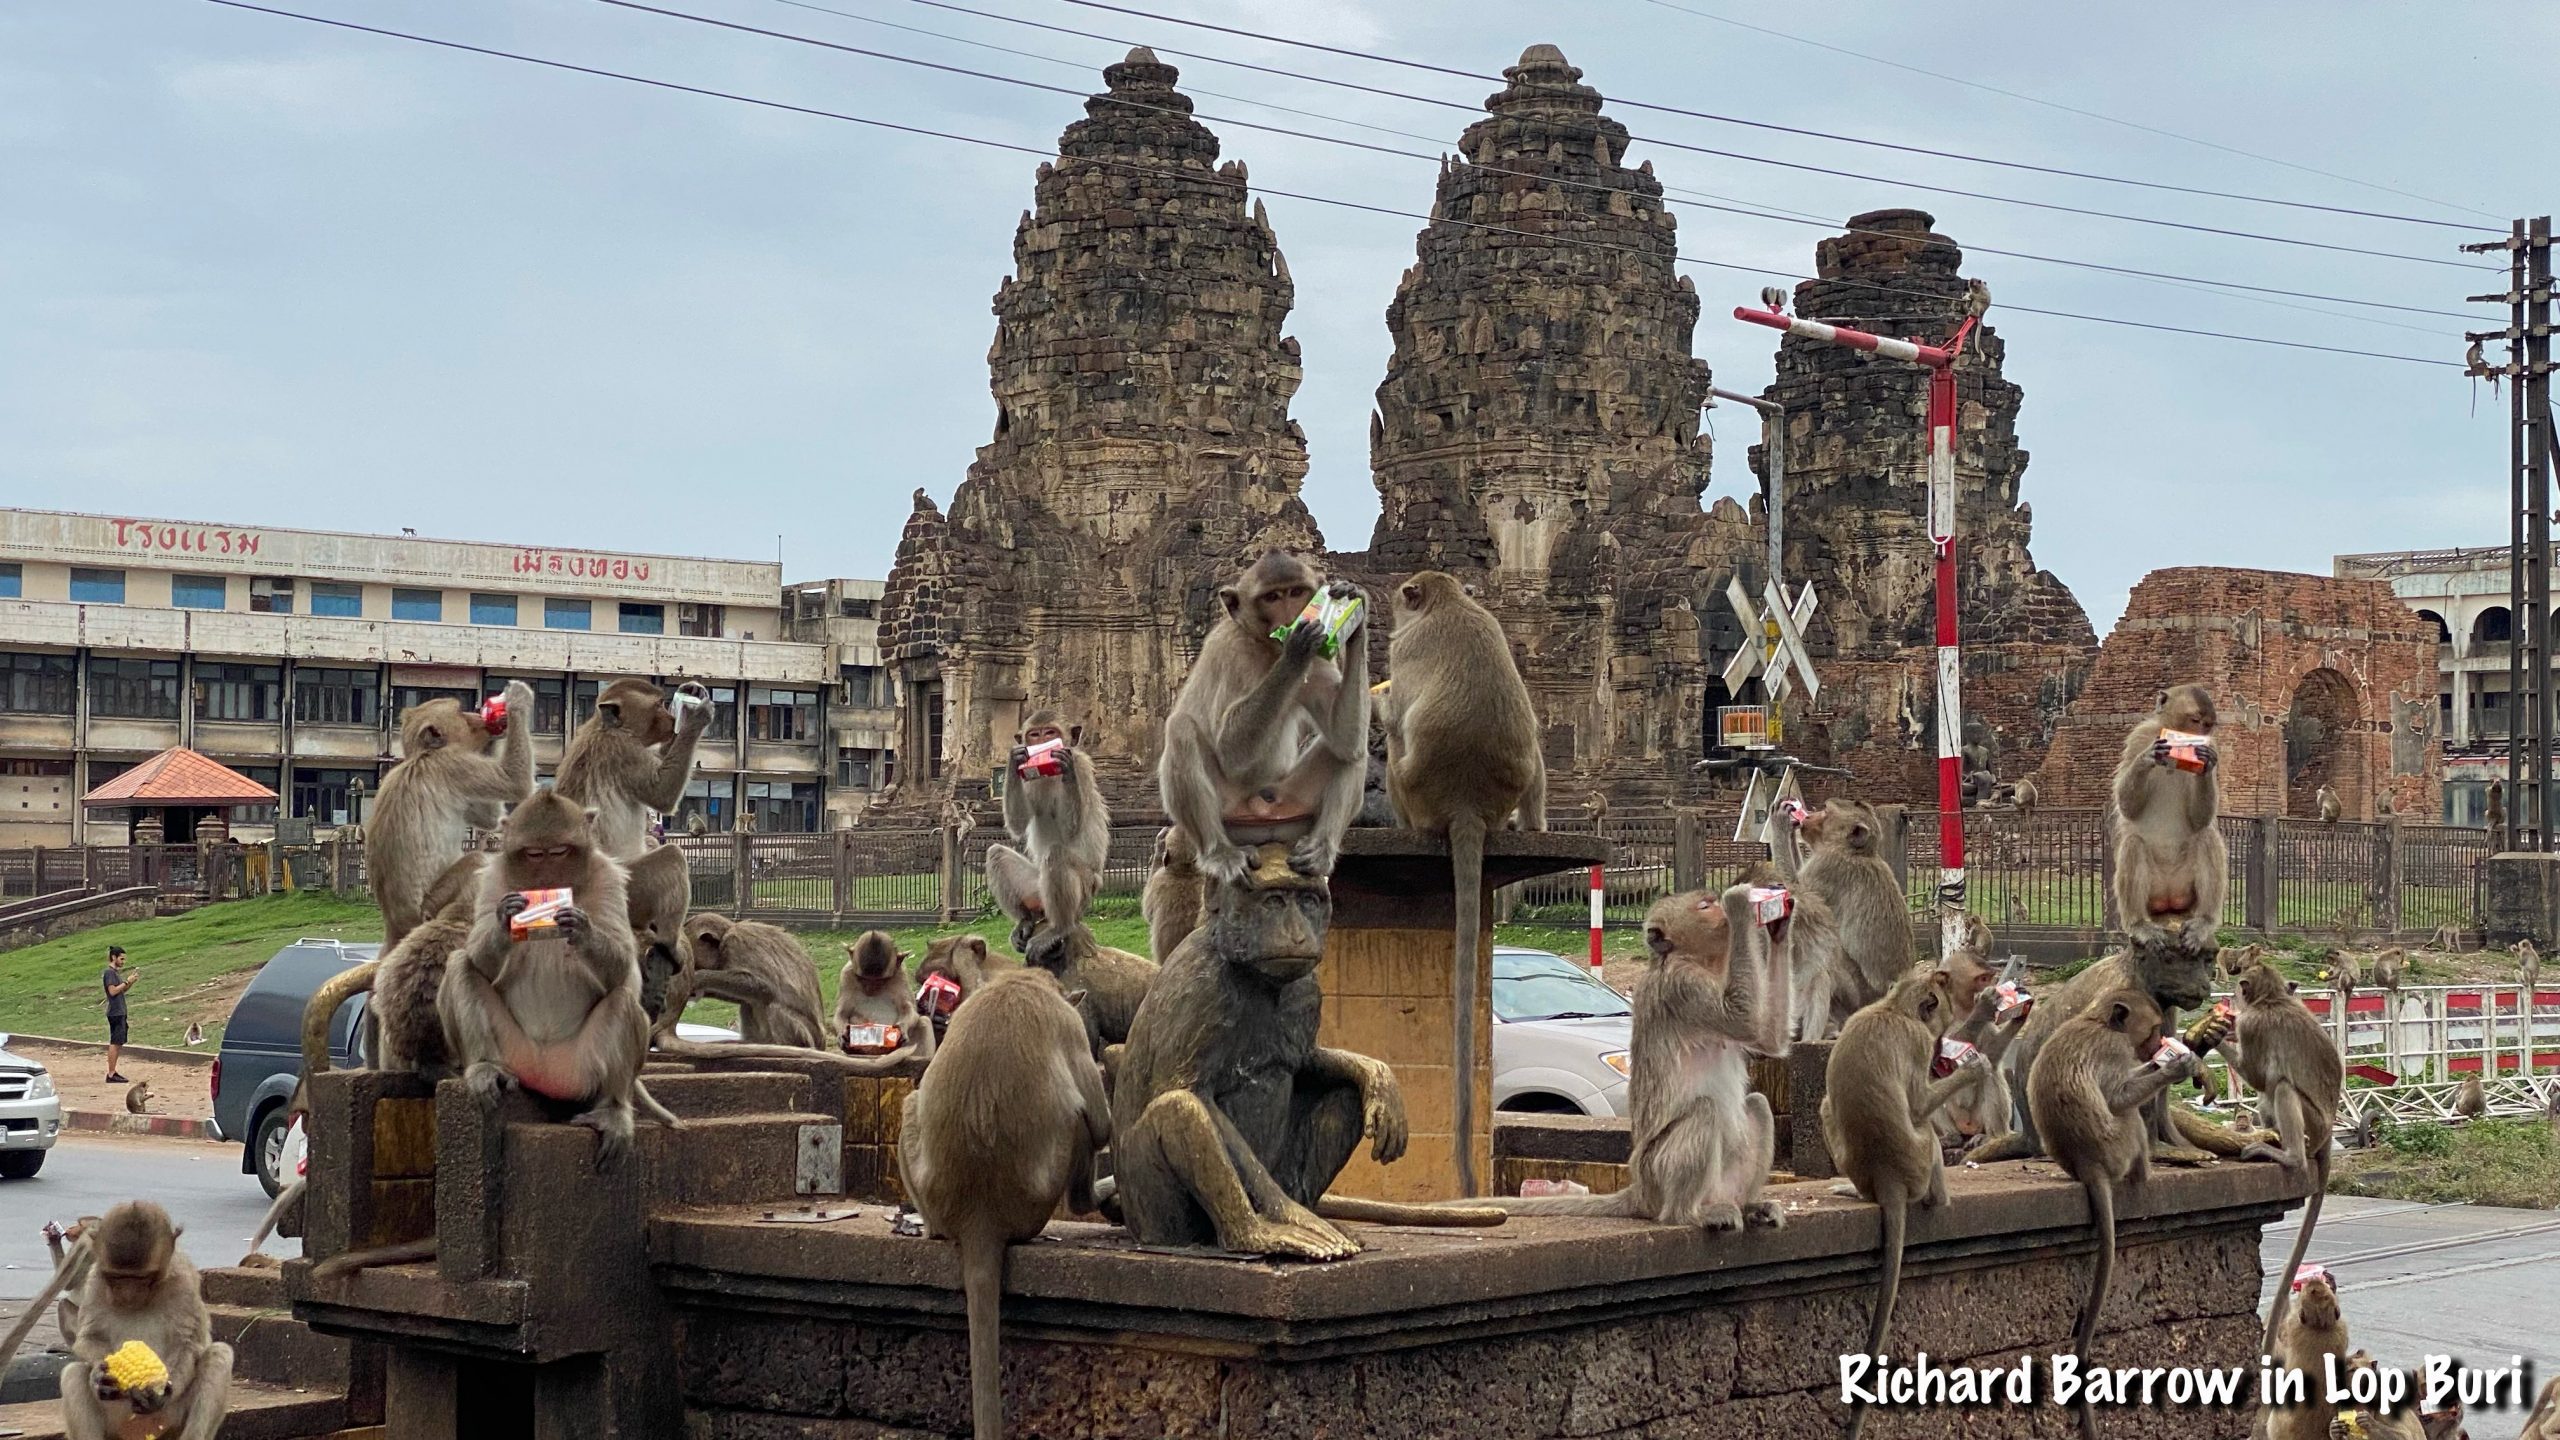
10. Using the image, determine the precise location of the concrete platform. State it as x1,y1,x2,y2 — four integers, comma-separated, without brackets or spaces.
0,1380,350,1440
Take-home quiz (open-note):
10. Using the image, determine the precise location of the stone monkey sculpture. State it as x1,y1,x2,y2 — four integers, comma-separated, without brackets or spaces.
988,708,1110,963
1157,553,1369,886
1109,844,1504,1258
1141,825,1205,963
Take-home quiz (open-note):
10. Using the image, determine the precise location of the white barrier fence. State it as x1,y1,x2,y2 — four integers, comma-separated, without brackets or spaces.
2240,984,2560,1131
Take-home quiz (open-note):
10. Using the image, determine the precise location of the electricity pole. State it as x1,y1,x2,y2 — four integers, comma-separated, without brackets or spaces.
2472,218,2555,850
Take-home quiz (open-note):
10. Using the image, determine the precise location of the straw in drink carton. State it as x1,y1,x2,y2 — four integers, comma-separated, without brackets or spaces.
508,887,575,941
2160,727,2214,773
1272,591,1363,659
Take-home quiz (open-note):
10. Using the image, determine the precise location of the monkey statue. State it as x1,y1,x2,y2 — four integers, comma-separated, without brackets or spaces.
2113,685,2227,957
439,791,680,1172
58,1202,234,1440
1109,844,1504,1257
1382,570,1547,1194
897,966,1109,1440
990,708,1111,964
1158,553,1369,886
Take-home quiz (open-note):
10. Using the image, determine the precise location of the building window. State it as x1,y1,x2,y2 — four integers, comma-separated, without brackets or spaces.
677,777,734,833
882,749,896,788
838,596,876,619
392,588,444,623
90,658,181,719
841,665,891,708
545,598,592,631
171,574,227,610
747,686,818,742
491,676,567,734
702,684,738,741
470,593,518,626
0,653,77,714
249,577,294,614
678,603,724,638
196,662,282,723
744,779,821,833
0,563,20,598
291,767,373,826
573,679,600,725
293,667,380,726
392,685,479,731
232,765,281,825
69,568,126,604
310,582,363,618
837,747,877,790
618,602,666,635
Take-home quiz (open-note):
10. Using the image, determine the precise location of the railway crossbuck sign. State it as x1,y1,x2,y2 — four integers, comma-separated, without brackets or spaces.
1722,576,1819,705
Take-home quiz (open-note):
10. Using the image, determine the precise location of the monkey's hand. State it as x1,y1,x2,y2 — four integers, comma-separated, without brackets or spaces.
1282,616,1323,664
92,1368,126,1404
127,1379,173,1415
1008,746,1030,774
555,906,590,944
1325,580,1368,635
2149,737,2174,767
500,891,531,922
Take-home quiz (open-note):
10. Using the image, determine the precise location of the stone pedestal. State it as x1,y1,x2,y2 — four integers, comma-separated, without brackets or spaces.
1321,829,1611,1201
2485,851,2560,945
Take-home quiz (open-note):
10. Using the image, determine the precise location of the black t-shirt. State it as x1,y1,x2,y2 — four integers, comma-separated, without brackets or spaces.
103,966,127,1018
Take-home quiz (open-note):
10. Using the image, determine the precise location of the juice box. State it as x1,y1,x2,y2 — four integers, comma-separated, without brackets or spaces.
1019,737,1067,779
508,888,574,942
2161,728,2213,773
1931,1036,1981,1078
843,1022,906,1055
1996,979,2033,1018
2146,1034,2195,1071
1273,592,1363,659
1747,886,1792,926
918,972,964,1020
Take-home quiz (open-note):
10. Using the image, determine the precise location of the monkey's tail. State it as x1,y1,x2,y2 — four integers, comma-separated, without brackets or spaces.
633,1078,683,1130
311,1237,438,1282
1315,1196,1508,1227
960,1231,1007,1440
1844,1185,1907,1440
1450,811,1488,1197
2260,1154,2328,1351
294,960,380,1116
243,1178,304,1265
1434,1189,1641,1218
0,1236,87,1371
2072,1180,2115,1440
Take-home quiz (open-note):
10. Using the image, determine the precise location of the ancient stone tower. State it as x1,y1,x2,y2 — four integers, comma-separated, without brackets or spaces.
1365,45,1749,804
877,49,1320,807
1757,210,2098,793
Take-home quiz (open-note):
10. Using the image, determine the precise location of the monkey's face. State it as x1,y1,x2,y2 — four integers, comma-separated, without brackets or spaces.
2158,685,2218,735
2234,962,2292,1008
846,936,903,982
1807,801,1879,855
1214,875,1329,982
1643,894,1731,973
403,698,490,756
920,935,989,990
2294,1273,2341,1328
597,682,676,746
1222,555,1316,636
2098,989,2168,1045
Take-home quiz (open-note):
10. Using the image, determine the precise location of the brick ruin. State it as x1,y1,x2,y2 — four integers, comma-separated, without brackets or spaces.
883,47,2428,822
2032,567,2443,820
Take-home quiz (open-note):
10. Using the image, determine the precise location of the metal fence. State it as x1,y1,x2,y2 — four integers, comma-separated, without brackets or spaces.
2237,983,2560,1132
0,809,2499,936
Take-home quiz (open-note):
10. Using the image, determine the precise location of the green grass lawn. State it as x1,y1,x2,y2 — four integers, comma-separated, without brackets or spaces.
2334,1115,2560,1209
0,892,381,1048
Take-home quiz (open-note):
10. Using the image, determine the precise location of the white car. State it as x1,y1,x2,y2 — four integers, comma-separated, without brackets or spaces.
0,1033,65,1179
1491,948,1633,1118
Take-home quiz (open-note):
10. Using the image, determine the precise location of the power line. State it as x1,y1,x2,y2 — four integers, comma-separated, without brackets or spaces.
746,0,2471,328
1629,0,2506,225
192,0,2463,369
1056,0,2502,253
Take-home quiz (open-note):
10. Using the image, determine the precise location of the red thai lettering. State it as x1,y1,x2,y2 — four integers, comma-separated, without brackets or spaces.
611,558,629,581
238,532,258,557
113,519,133,545
634,562,650,581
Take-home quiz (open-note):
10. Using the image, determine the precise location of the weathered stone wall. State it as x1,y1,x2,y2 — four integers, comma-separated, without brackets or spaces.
2034,566,2444,819
1756,210,2099,797
875,49,1320,811
1360,45,1751,811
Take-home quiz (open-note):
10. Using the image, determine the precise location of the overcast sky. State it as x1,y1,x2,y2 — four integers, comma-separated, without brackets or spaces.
4,1,2548,633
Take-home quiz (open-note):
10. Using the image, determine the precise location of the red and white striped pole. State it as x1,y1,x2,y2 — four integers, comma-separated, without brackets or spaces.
1588,864,1605,970
1736,298,1984,956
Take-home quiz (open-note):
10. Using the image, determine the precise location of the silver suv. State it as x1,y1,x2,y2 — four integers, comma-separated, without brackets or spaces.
1491,947,1633,1118
0,1033,65,1179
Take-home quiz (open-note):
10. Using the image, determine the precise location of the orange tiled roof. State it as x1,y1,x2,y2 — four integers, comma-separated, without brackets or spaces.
81,747,280,807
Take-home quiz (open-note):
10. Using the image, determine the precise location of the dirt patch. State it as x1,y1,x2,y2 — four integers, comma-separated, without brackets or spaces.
6,1035,217,1123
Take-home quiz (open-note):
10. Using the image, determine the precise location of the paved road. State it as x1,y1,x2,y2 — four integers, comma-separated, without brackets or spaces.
0,1132,297,1305
2262,1195,2560,1440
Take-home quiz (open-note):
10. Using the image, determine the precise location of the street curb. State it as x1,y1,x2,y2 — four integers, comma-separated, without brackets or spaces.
63,1108,221,1140
2,1034,212,1067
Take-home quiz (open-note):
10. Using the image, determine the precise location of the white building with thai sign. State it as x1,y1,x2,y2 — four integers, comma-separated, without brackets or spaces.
0,508,849,844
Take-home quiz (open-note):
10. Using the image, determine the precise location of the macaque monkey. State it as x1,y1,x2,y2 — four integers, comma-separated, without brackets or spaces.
2330,949,2364,1006
1795,799,1910,1036
2428,921,2465,955
2113,685,2228,956
1935,954,2035,1151
1382,569,1547,1195
2487,780,2507,837
124,1080,151,1115
1737,855,1845,1044
555,678,713,862
58,1202,232,1440
2372,946,2405,994
1583,789,1609,833
2376,792,2397,819
897,966,1111,1440
2027,987,2205,1440
989,708,1110,963
678,914,829,1049
1141,825,1204,963
628,845,692,1040
1158,553,1369,886
439,790,677,1171
2520,939,2543,1005
2454,1073,2487,1120
2318,784,2343,824
1464,886,1791,1229
369,680,537,948
2265,1272,2352,1440
1034,923,1159,1058
2520,1375,2560,1440
2228,956,2344,1345
835,931,933,1064
915,934,1010,1045
2011,775,2040,820
1824,970,1979,1440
